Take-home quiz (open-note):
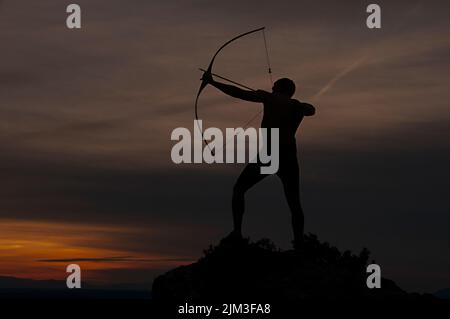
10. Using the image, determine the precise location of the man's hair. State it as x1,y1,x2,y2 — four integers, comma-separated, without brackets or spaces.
274,78,296,97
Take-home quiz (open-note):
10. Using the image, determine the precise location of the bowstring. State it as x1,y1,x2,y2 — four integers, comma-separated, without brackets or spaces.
262,28,273,86
237,28,272,129
216,28,273,155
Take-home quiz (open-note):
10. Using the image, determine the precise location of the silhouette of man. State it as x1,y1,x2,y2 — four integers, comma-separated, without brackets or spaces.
202,71,315,248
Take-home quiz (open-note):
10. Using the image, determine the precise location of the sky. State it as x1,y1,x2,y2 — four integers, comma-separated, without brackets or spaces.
0,0,449,292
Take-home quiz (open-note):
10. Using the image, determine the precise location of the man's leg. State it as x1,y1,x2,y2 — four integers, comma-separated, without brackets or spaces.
278,160,305,246
232,163,268,237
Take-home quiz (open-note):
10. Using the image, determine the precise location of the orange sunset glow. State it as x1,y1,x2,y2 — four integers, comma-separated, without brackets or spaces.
0,219,193,284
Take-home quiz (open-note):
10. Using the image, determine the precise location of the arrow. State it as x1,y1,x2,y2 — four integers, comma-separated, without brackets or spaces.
199,68,255,91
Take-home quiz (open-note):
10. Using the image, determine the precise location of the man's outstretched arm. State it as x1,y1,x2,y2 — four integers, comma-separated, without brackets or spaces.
203,71,265,103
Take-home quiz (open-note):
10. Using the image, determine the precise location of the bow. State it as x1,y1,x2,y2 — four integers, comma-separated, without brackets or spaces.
195,27,272,154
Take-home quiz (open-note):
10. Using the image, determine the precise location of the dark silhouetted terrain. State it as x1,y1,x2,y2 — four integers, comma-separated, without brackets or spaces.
153,234,435,301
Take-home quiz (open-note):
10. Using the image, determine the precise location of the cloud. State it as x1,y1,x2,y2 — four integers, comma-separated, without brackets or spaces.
36,256,194,263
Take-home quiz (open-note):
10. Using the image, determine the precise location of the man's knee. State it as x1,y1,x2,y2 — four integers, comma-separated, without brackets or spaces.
283,186,300,201
233,183,246,197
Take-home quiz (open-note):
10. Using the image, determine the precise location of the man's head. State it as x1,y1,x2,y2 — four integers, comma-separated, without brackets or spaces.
272,78,296,97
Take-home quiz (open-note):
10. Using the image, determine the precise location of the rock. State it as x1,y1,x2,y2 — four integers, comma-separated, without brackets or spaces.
152,234,432,301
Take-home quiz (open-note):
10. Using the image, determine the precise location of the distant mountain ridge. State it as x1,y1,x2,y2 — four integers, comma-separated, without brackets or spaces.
0,276,152,299
0,276,65,290
0,275,151,291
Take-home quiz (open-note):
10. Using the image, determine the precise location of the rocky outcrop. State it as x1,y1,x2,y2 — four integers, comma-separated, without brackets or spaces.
152,234,433,301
